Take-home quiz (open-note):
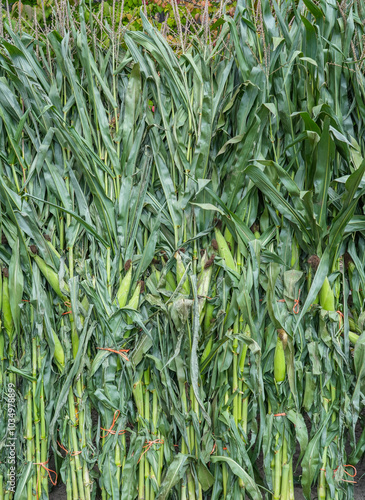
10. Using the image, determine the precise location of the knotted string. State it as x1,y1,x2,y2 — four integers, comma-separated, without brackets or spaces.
62,300,72,315
138,439,164,463
57,441,82,456
277,289,301,314
97,347,130,362
100,410,126,438
293,289,301,314
320,464,357,483
334,464,357,483
34,460,58,499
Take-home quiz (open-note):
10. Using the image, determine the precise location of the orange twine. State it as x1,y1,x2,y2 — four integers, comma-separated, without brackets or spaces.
57,441,82,456
293,289,301,314
334,464,357,483
97,347,130,362
337,310,344,328
34,460,58,487
98,410,125,439
277,289,301,314
62,300,72,316
138,439,164,463
100,410,126,438
210,442,216,455
274,413,286,417
320,464,357,483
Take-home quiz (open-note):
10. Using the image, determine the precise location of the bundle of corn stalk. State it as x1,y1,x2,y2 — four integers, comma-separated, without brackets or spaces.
0,1,365,499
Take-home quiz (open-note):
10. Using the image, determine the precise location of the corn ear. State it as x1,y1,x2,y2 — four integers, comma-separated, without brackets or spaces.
319,277,335,312
203,302,215,333
2,275,14,339
175,251,190,295
349,318,361,334
117,263,133,308
274,329,287,383
51,328,65,371
214,228,236,272
165,271,176,292
197,251,213,322
224,227,234,251
349,331,359,344
33,255,68,300
239,324,250,373
128,281,142,310
133,379,144,418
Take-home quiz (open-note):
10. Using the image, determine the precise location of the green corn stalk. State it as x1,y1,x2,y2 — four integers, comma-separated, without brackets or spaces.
239,324,250,435
318,277,335,500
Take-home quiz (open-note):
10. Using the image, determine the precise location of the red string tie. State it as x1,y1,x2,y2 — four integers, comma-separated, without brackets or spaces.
138,439,164,463
100,410,126,438
334,464,357,483
57,441,82,456
97,347,130,362
293,289,301,314
337,310,344,328
62,300,72,315
34,460,57,486
274,413,287,417
277,289,300,313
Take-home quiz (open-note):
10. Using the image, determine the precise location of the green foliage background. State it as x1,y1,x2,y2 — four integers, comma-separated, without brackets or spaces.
3,0,236,43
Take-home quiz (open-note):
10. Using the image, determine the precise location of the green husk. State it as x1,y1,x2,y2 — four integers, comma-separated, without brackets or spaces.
214,228,236,272
33,255,69,300
117,263,133,307
2,275,13,339
175,251,190,295
165,271,177,292
128,281,142,310
319,277,335,312
51,328,65,371
274,329,287,383
349,331,359,344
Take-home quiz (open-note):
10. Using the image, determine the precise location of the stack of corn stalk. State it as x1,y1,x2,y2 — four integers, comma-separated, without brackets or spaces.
1,1,365,499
